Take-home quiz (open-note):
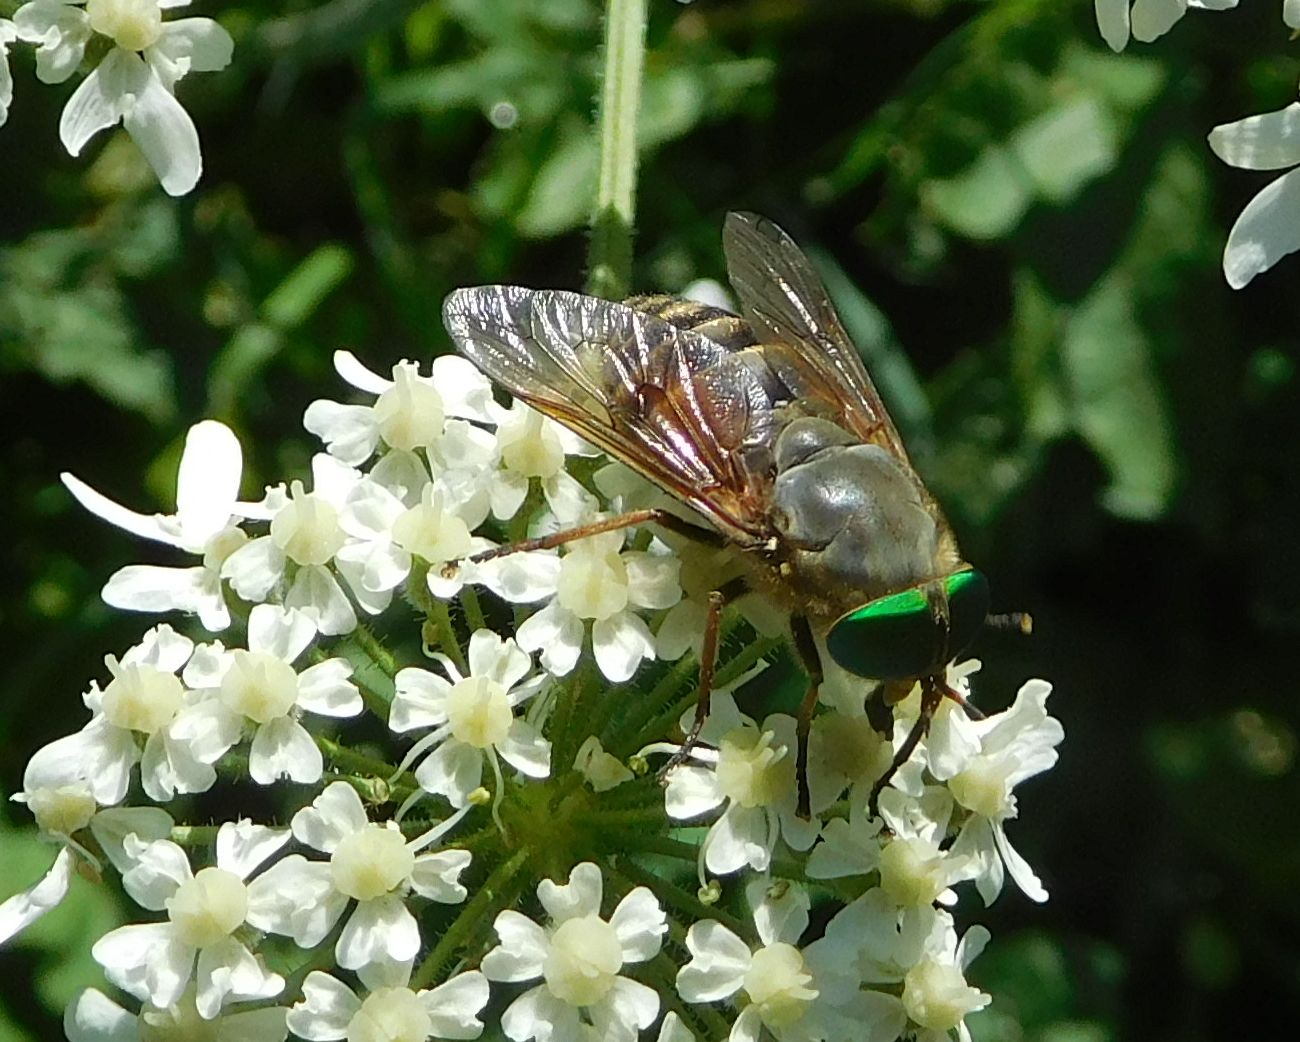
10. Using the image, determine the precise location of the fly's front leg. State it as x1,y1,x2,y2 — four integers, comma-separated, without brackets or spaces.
867,675,944,816
790,614,823,820
439,507,726,579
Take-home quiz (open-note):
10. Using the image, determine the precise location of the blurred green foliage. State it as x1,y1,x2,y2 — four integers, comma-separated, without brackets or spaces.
2,0,1299,1039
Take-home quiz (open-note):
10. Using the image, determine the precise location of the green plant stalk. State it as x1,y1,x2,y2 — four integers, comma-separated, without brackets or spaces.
586,0,648,301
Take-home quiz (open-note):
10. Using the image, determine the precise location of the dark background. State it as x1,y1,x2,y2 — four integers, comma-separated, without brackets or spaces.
1,1,1297,1039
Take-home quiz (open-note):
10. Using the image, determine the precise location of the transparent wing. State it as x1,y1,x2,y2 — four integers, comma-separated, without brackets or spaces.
722,211,913,464
443,285,780,543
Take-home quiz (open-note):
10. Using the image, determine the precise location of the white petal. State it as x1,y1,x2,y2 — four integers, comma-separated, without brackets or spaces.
116,59,201,195
592,977,660,1033
609,887,666,962
500,984,578,1042
537,860,602,921
516,602,583,677
89,806,175,873
295,660,362,718
481,910,548,982
1220,167,1300,288
304,400,379,466
592,612,655,683
749,878,809,947
414,739,482,807
623,552,682,610
60,48,140,156
422,970,490,1040
1130,0,1187,41
409,848,472,904
498,721,551,778
101,563,217,622
60,472,175,545
286,565,357,636
431,355,496,421
286,971,360,1041
245,855,345,946
389,668,452,732
153,16,233,75
334,349,393,394
1209,103,1300,171
93,922,192,1007
63,988,137,1042
337,895,420,970
0,847,75,944
221,536,285,601
677,920,749,1002
1288,0,1300,29
1093,0,1130,50
120,838,190,909
293,781,369,851
704,806,770,876
477,550,561,604
175,421,242,547
14,0,91,84
663,765,724,820
215,820,291,880
195,936,282,1018
249,718,323,785
991,822,1049,903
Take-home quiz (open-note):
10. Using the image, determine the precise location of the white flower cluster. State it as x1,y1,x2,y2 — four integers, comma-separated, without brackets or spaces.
3,349,1063,1042
0,0,232,195
1093,0,1300,287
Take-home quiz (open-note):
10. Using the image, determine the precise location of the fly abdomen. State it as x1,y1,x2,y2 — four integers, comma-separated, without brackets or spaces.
625,293,758,354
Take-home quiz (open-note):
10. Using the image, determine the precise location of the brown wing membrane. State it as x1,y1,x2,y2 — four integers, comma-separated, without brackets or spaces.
443,285,778,545
722,211,913,465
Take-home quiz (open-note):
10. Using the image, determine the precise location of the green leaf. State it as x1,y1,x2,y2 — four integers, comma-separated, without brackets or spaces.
921,145,1033,240
1061,275,1177,520
1011,97,1118,204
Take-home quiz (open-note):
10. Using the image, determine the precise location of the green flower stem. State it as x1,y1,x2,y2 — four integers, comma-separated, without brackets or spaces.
426,596,469,675
412,845,532,989
317,737,408,797
460,584,488,633
585,0,648,300
622,632,782,755
573,806,668,828
348,623,397,677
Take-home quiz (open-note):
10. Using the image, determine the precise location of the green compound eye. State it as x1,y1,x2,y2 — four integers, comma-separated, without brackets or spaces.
825,569,990,680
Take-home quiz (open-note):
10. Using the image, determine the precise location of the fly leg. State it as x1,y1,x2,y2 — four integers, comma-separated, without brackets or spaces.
659,576,749,779
868,676,942,816
790,614,823,820
442,508,726,579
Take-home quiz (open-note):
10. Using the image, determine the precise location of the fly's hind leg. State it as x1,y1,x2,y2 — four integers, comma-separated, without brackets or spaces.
658,576,749,779
790,614,823,820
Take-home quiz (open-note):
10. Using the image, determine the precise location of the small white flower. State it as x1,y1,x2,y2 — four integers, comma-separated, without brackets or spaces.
480,861,666,1042
64,985,289,1042
0,734,173,944
13,0,235,195
246,781,471,973
940,679,1062,904
171,604,361,785
304,350,494,467
1208,100,1300,288
287,961,489,1042
657,693,818,880
1093,0,1237,53
513,527,681,682
62,420,248,632
91,821,291,1018
390,629,550,809
223,454,364,635
677,880,838,1042
809,893,990,1042
73,623,216,803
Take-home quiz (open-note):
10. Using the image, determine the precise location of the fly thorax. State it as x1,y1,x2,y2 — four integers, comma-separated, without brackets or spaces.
770,440,940,598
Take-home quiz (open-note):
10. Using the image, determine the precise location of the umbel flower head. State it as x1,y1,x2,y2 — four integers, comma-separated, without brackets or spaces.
5,342,1064,1042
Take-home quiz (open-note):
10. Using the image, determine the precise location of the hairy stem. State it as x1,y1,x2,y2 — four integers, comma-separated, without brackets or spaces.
585,0,648,300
